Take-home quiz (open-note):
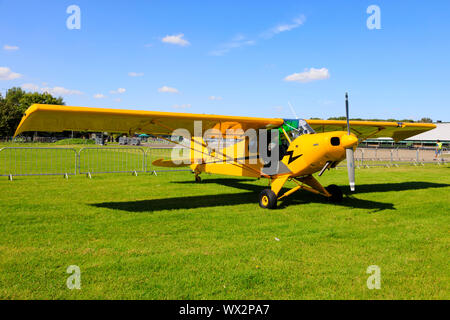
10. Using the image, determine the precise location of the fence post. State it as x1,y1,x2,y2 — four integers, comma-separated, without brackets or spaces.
361,149,364,167
143,148,147,173
146,148,151,173
76,149,79,174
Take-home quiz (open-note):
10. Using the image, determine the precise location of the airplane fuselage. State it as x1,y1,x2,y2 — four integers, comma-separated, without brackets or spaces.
280,131,358,177
190,131,358,179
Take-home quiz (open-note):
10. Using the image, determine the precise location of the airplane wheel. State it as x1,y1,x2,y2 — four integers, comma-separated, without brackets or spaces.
259,189,277,209
195,175,202,183
326,184,343,203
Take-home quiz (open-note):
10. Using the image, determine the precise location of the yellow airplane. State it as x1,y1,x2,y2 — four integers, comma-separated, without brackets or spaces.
14,96,435,209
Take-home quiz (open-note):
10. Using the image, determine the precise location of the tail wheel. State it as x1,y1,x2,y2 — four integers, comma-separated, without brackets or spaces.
325,184,343,203
195,175,201,183
259,189,277,209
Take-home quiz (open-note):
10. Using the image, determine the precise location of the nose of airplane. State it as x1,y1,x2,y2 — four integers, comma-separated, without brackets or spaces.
341,134,358,149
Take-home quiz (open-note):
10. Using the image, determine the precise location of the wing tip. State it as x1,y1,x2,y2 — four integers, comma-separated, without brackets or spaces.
13,104,41,137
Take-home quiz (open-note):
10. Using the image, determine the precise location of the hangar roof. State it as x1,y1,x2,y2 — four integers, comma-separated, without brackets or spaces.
405,123,450,141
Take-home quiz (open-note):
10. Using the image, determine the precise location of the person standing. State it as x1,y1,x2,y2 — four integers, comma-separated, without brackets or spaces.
435,140,443,159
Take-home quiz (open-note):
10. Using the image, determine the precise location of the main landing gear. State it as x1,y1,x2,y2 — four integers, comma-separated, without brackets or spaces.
259,189,277,209
258,175,344,209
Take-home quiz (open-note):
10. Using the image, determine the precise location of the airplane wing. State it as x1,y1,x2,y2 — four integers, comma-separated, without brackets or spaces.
306,120,436,142
14,104,284,137
14,104,436,143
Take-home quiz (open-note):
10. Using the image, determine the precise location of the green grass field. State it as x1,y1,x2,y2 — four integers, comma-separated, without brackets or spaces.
0,162,449,299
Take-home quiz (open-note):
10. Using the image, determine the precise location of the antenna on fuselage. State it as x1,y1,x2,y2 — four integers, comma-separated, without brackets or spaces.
288,101,299,120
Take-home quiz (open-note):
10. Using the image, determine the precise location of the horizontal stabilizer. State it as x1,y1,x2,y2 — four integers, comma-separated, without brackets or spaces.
152,159,190,168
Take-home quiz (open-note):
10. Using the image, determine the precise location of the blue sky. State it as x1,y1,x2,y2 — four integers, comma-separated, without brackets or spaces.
1,0,449,121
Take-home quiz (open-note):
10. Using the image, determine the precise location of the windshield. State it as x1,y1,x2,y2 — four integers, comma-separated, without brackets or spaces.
281,119,316,140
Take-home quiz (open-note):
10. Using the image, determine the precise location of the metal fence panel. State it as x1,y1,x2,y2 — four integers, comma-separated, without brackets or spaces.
0,147,78,177
78,147,145,174
0,146,446,178
347,147,447,167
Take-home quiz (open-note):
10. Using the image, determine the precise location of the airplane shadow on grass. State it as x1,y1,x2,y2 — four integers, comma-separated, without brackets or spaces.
90,178,449,213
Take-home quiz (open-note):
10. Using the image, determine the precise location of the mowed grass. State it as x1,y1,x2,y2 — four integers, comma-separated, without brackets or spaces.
0,165,449,299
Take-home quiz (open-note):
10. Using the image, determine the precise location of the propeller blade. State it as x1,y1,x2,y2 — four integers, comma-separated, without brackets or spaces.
345,92,355,192
345,93,350,135
346,148,356,192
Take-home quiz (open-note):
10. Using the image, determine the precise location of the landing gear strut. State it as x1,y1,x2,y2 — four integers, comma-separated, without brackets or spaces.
258,175,344,209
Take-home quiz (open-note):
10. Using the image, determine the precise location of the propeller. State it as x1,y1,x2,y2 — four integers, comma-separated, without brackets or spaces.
345,93,356,192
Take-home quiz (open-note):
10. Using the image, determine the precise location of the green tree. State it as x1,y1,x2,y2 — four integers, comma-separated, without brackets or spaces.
419,117,433,123
0,87,64,137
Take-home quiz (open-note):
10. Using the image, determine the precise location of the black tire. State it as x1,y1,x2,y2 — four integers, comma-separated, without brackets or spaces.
259,189,277,209
195,175,202,183
325,184,343,203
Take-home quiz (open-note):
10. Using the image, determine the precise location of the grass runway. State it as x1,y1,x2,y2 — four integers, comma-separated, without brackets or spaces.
0,165,449,299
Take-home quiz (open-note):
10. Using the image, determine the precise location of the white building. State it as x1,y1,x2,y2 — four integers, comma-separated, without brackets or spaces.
405,123,450,145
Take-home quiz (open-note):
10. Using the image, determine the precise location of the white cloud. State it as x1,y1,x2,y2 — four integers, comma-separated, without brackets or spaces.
110,88,126,94
21,83,83,96
172,104,191,109
158,86,179,93
41,86,83,96
93,93,106,99
3,45,19,51
162,34,190,46
209,34,256,56
0,67,22,80
209,15,306,56
209,96,223,101
21,83,40,91
128,72,144,77
284,68,330,83
262,15,306,38
114,98,122,102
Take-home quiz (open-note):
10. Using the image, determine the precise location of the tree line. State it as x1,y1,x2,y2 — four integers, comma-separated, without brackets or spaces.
325,116,433,123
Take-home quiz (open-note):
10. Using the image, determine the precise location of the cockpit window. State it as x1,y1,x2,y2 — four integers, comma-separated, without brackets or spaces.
280,119,316,140
299,119,316,134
